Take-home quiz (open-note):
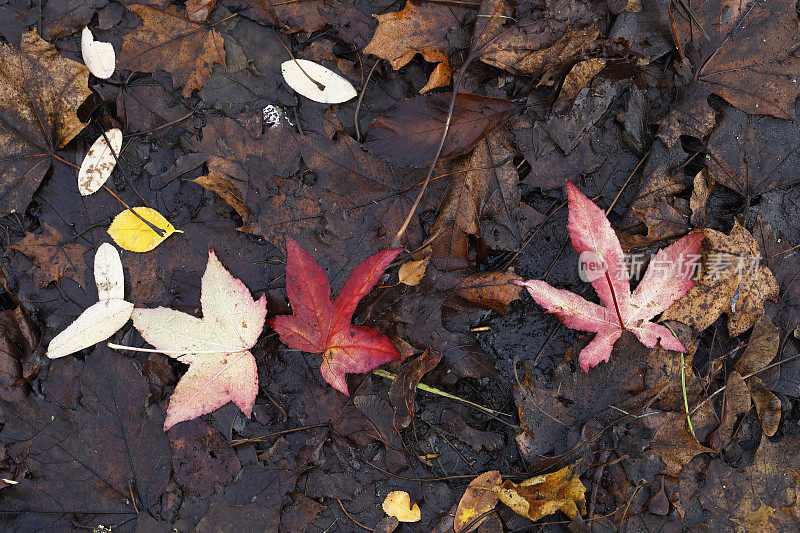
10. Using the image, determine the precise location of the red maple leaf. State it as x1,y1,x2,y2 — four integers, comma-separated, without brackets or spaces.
515,183,703,371
268,239,402,395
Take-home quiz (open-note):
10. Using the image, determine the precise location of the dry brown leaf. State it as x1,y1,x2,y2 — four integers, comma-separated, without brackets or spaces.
454,270,524,314
455,471,501,533
663,222,779,336
554,58,606,109
492,466,586,522
119,5,226,98
363,1,470,93
0,30,91,218
708,370,750,451
643,411,713,477
186,0,216,22
11,222,88,289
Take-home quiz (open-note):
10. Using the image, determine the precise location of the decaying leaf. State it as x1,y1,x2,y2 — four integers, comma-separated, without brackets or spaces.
281,59,357,104
516,183,703,370
708,371,750,451
430,130,542,265
663,223,779,336
363,93,516,167
735,315,781,436
186,0,217,22
94,242,124,300
454,470,501,533
643,410,713,477
119,4,226,98
130,250,266,429
78,128,122,196
388,348,441,428
47,299,134,359
363,1,470,93
477,0,604,79
382,490,421,522
81,26,115,79
493,466,586,522
454,270,524,314
268,239,401,395
0,29,91,217
670,0,800,130
107,207,178,252
11,222,88,288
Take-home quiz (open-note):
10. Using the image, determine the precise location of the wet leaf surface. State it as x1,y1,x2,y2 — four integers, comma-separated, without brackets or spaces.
0,1,798,531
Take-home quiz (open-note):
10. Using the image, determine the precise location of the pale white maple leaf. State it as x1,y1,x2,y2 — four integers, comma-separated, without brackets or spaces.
132,249,266,430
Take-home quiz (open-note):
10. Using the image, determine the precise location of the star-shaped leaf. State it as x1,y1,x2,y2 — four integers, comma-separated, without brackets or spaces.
119,4,226,98
131,249,266,429
268,239,401,395
515,182,703,371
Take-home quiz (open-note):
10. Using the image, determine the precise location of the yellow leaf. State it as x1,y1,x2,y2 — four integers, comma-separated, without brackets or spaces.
382,490,421,522
108,207,178,252
398,256,429,286
492,466,586,522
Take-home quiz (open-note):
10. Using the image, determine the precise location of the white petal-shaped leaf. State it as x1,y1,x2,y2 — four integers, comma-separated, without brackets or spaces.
81,27,115,79
94,242,125,300
78,128,122,196
281,59,357,104
48,299,134,359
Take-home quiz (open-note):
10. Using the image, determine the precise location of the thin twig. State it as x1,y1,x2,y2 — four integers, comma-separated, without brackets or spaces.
392,58,473,247
354,59,380,141
337,500,373,531
605,149,650,216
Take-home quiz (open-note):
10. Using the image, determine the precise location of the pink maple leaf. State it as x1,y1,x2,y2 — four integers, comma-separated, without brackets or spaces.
132,249,266,429
268,239,402,395
515,182,703,371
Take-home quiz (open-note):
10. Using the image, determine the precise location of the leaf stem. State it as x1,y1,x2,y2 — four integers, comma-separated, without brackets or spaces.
604,269,626,330
371,368,511,418
107,342,244,354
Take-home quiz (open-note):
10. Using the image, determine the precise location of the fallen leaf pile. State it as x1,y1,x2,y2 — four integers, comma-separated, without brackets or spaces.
0,0,797,531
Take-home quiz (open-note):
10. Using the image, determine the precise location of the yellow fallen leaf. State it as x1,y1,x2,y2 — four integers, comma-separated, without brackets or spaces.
398,256,429,286
107,207,178,252
492,466,586,522
455,471,501,533
382,490,421,523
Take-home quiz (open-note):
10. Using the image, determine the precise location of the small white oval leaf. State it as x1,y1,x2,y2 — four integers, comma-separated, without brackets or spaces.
81,27,115,79
95,243,125,300
78,128,122,196
48,299,134,359
281,59,357,104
